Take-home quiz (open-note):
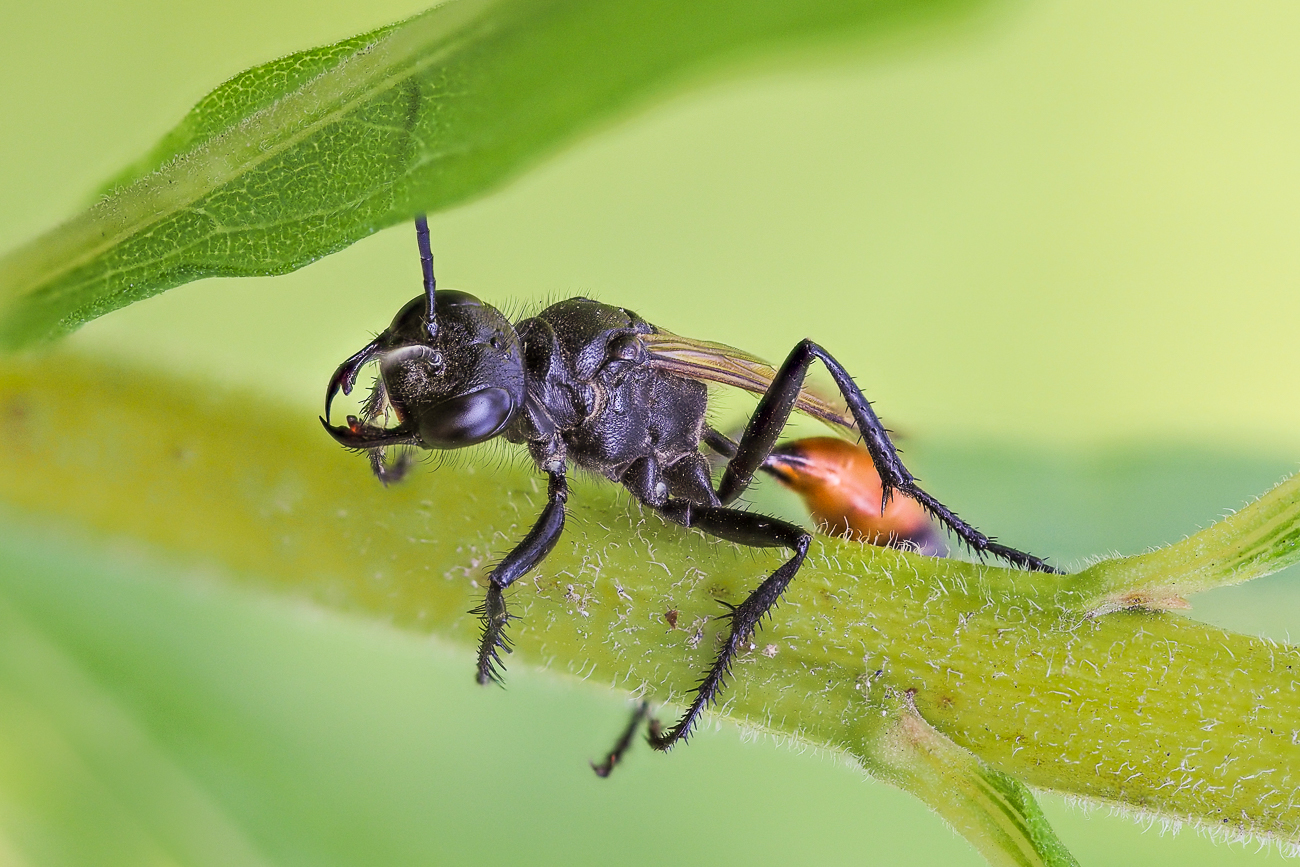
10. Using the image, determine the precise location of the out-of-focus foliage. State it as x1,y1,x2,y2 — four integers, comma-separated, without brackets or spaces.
0,0,975,346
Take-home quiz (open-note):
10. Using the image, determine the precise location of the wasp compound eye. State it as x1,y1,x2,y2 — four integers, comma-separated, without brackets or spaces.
418,387,517,449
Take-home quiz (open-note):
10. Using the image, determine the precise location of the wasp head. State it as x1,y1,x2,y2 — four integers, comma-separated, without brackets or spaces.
322,290,525,453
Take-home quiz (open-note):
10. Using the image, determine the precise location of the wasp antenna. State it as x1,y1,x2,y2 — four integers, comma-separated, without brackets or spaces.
414,214,438,339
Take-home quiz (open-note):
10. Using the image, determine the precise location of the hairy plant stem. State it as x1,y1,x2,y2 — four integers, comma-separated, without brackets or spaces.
0,353,1297,855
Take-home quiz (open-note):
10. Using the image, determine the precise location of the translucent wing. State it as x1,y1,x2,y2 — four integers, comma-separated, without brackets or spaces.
642,330,856,433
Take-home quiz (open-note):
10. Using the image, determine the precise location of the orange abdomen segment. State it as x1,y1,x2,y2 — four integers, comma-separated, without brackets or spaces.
763,437,944,556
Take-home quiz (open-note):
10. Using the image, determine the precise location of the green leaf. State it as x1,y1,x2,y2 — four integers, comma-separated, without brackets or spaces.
0,0,976,348
93,23,403,198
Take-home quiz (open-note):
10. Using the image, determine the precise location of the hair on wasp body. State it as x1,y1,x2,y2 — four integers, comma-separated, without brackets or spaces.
320,215,1061,763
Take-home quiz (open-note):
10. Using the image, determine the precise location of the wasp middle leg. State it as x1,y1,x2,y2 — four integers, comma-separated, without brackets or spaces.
649,501,810,749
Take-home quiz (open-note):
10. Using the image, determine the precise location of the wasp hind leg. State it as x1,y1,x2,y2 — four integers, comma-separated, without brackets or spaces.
647,499,810,750
623,454,811,750
717,339,1059,574
473,470,568,685
591,701,650,777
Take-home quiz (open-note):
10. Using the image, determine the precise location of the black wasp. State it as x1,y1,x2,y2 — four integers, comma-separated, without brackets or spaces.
322,215,1058,751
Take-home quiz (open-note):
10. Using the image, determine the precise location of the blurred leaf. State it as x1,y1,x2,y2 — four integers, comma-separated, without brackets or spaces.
0,598,275,867
0,0,978,347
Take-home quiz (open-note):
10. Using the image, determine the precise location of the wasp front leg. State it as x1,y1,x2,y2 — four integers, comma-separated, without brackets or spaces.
474,466,568,685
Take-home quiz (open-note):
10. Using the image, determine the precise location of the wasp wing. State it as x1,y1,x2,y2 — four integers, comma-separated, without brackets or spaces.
642,330,857,433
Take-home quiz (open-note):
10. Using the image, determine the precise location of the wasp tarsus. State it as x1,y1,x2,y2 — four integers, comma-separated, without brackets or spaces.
591,701,650,777
321,216,1060,754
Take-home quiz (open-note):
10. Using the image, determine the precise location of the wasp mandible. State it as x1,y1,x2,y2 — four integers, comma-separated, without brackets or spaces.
322,216,1058,750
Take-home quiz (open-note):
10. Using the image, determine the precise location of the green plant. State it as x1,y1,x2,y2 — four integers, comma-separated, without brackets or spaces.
1,2,1298,865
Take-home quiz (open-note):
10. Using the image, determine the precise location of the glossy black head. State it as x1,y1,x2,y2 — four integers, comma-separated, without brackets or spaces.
322,289,525,451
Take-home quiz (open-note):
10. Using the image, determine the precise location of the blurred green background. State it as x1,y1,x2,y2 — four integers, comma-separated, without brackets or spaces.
2,0,1299,864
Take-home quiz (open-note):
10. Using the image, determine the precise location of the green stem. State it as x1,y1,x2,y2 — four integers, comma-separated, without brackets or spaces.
1069,474,1300,614
2,353,1298,854
864,690,1080,867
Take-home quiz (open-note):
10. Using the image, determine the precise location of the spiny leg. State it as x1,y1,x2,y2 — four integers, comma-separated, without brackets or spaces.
591,701,649,777
646,498,810,750
618,456,810,749
474,469,568,685
718,339,1058,573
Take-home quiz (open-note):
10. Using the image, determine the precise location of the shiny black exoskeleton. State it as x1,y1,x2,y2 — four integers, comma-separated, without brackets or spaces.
322,216,1058,752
